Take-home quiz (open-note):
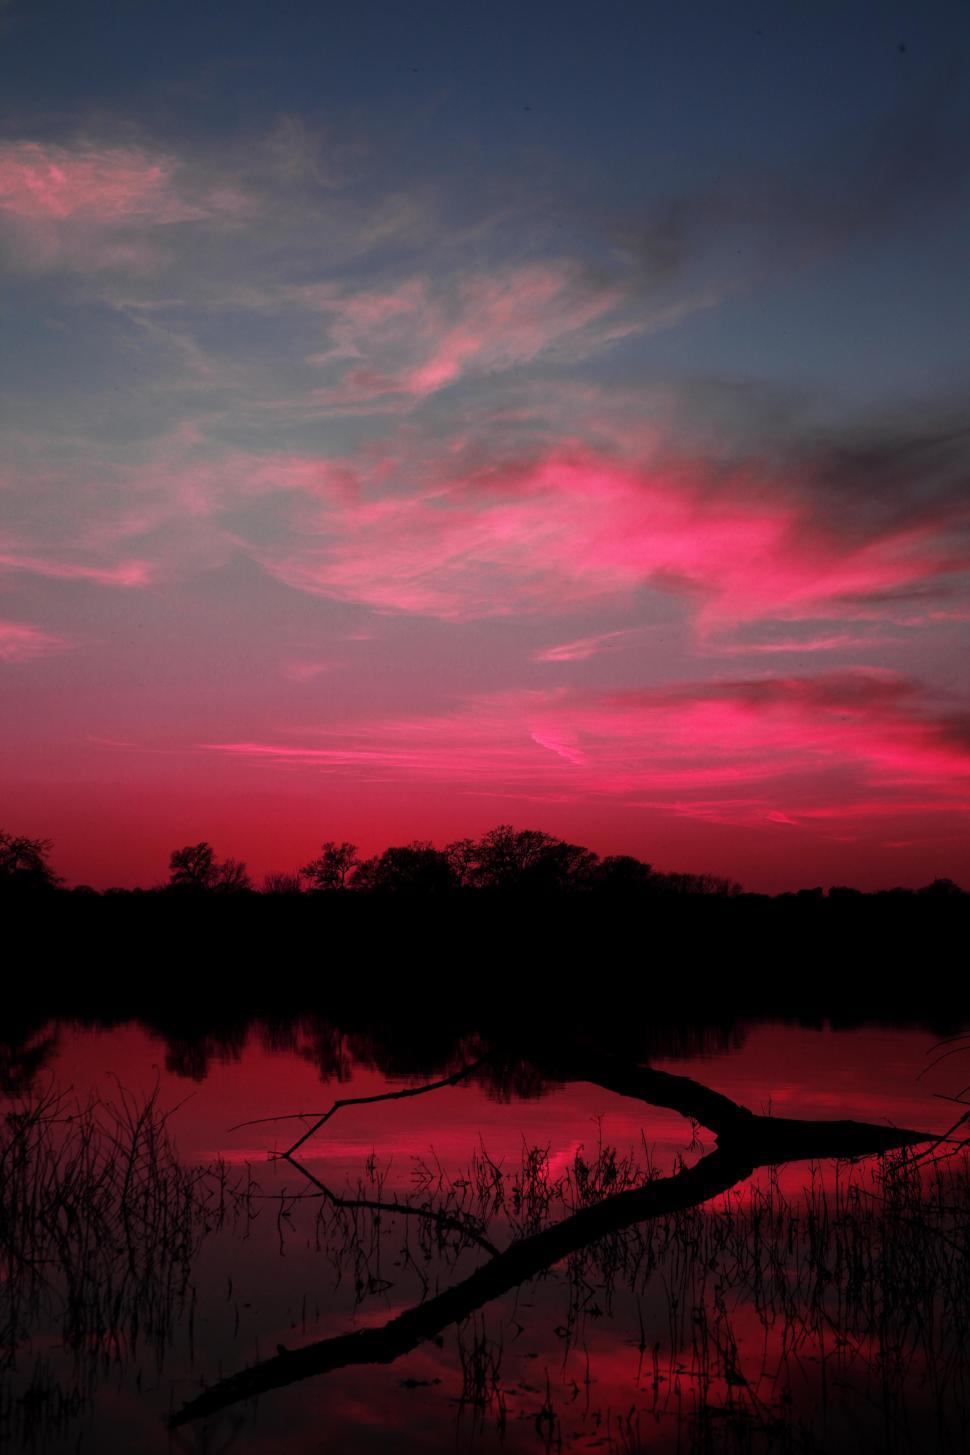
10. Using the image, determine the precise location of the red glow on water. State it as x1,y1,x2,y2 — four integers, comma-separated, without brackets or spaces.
37,1020,948,1187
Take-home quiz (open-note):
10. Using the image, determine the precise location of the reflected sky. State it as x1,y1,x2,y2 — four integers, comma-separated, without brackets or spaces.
2,1015,967,1453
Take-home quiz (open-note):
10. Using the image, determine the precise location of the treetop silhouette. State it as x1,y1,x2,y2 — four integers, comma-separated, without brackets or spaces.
1,823,966,899
0,830,62,892
168,841,252,893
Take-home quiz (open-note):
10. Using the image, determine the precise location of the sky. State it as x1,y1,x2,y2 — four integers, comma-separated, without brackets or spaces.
1,0,969,891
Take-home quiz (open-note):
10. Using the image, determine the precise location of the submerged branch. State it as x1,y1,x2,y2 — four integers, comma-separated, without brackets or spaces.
170,1147,752,1426
170,1052,938,1429
548,1054,933,1157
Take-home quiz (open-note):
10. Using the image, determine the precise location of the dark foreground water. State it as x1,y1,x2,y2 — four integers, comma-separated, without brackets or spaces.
2,1013,968,1455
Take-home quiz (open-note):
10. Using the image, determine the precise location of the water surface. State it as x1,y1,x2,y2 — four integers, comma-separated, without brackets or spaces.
2,1014,967,1454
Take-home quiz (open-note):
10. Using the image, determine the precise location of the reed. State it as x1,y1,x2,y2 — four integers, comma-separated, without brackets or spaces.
304,1138,970,1453
0,1085,252,1445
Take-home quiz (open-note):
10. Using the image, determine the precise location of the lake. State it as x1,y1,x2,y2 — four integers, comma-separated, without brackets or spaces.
2,1011,968,1454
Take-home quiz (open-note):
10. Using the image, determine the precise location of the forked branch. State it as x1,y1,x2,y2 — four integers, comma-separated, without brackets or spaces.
170,1052,937,1429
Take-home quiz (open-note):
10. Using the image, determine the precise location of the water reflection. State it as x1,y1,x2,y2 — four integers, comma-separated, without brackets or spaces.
1,1014,968,1454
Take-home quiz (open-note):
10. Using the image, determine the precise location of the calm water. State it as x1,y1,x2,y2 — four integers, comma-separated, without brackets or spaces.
2,1015,968,1454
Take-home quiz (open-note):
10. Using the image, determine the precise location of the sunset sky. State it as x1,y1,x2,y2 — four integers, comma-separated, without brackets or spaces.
2,1,969,890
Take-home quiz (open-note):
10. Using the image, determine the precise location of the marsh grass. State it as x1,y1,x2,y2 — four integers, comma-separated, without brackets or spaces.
2,1086,968,1452
306,1135,970,1453
0,1084,252,1446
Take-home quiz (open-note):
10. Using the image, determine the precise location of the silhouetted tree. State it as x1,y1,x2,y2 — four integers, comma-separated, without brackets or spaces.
168,842,251,892
591,854,654,891
352,842,455,892
473,825,598,890
521,837,599,891
213,856,252,893
300,841,359,891
22,817,965,902
444,838,478,887
653,871,743,896
262,871,302,895
169,842,218,890
918,877,965,897
474,825,545,887
0,830,62,892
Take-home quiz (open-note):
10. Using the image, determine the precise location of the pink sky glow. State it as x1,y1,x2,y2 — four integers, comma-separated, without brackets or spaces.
2,122,968,891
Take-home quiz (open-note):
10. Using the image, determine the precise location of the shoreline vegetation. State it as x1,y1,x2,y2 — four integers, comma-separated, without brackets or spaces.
2,822,966,900
4,823,966,1024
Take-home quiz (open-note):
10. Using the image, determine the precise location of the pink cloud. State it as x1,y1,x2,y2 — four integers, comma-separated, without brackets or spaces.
4,426,964,643
248,443,967,626
0,142,191,224
203,741,430,770
601,672,970,794
278,658,337,682
0,141,248,269
0,620,69,662
699,630,901,656
529,731,587,765
301,263,626,403
202,671,970,831
533,629,643,662
0,549,153,587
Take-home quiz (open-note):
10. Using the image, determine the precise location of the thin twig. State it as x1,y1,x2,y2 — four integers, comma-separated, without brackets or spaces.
282,1054,492,1157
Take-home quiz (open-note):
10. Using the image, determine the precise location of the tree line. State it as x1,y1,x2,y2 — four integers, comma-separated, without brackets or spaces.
147,827,741,896
1,824,966,898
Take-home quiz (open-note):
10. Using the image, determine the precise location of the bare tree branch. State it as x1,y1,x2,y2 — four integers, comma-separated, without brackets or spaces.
170,1054,938,1429
281,1054,492,1157
170,1146,752,1426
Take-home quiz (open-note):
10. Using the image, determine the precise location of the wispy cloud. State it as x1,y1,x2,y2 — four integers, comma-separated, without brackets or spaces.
244,442,968,627
2,393,966,649
298,263,630,404
202,672,970,834
0,619,70,662
529,731,587,765
698,629,903,657
533,628,645,662
0,140,249,271
0,548,153,587
278,658,338,682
